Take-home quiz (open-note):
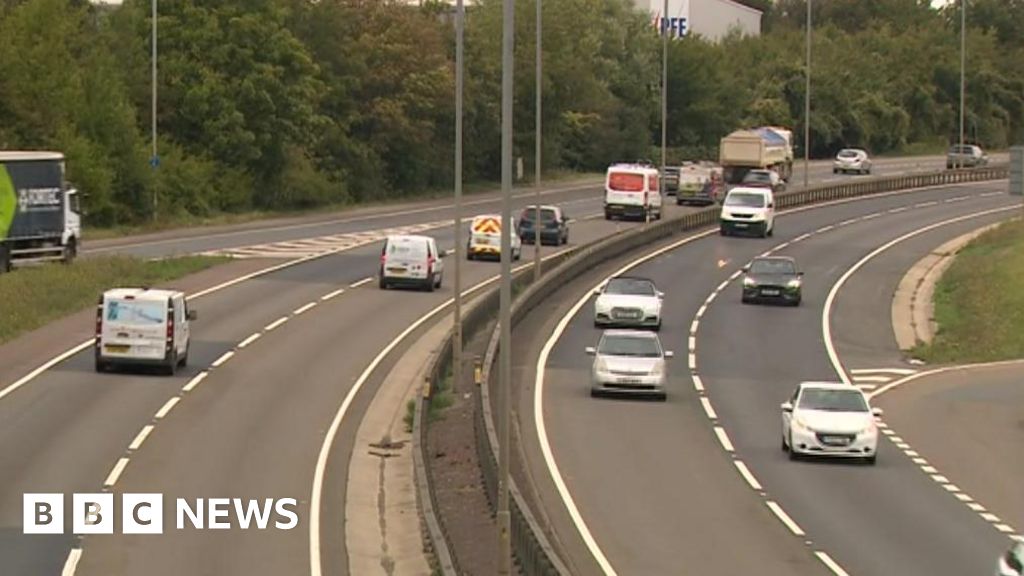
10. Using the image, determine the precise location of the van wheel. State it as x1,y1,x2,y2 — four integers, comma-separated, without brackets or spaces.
164,351,178,376
62,237,78,264
178,345,189,368
379,277,387,290
426,277,435,293
95,358,108,373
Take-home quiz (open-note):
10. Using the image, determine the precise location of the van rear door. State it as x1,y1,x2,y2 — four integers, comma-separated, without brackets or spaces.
470,216,502,252
384,238,430,280
606,170,647,207
100,297,169,360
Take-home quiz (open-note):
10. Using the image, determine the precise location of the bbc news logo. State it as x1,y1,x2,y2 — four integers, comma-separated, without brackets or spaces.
24,494,299,534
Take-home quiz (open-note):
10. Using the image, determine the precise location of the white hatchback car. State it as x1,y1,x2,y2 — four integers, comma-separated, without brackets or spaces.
833,148,872,174
593,276,664,330
781,381,882,464
587,330,673,400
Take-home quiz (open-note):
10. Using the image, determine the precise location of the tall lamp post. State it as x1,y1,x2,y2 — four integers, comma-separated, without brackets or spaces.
958,0,966,169
803,0,811,189
151,0,159,221
533,0,542,281
452,0,465,419
658,0,668,224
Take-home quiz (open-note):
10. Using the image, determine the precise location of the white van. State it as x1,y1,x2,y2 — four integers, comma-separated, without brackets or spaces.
467,214,521,261
604,163,663,221
95,288,196,375
720,186,775,237
379,234,445,291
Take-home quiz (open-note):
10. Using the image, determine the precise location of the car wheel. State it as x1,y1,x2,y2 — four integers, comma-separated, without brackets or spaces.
164,351,178,376
590,389,602,398
767,224,774,237
760,224,768,238
788,444,800,461
62,237,78,264
379,277,388,290
436,273,443,289
425,277,435,293
741,295,751,304
604,212,613,221
719,226,728,236
95,358,108,373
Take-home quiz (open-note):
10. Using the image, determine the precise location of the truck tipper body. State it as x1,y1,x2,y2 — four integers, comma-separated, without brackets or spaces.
0,151,81,272
719,127,794,184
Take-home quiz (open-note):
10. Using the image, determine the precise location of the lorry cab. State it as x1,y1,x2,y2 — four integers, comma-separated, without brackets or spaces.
467,214,521,261
95,288,196,375
719,186,775,238
603,163,663,221
379,234,445,291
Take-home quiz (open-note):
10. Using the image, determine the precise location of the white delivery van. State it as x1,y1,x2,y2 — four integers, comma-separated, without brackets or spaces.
379,234,445,291
604,163,663,221
467,214,521,261
719,186,775,237
95,288,196,375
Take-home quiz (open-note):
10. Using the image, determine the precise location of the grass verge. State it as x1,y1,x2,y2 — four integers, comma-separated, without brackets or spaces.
0,255,226,345
914,218,1024,363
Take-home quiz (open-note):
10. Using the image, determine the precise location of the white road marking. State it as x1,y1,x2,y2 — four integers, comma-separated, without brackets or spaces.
0,340,93,402
766,501,805,536
774,241,791,250
981,512,1002,522
856,384,877,391
889,206,909,213
716,280,730,293
689,320,699,334
688,336,696,352
955,493,973,502
894,442,910,450
155,397,180,419
182,371,208,393
816,225,835,233
61,549,83,576
688,353,696,370
791,232,812,243
691,374,705,392
943,484,961,493
128,425,155,451
837,218,859,227
103,457,131,487
734,460,762,491
700,397,717,420
713,427,734,452
922,465,938,473
210,351,235,368
995,524,1016,534
321,288,346,301
696,304,708,318
349,277,374,288
905,450,920,457
850,367,916,375
263,317,289,332
930,474,948,483
969,503,987,512
815,551,851,576
889,435,904,443
237,332,262,349
293,302,317,316
852,375,891,383
881,429,895,436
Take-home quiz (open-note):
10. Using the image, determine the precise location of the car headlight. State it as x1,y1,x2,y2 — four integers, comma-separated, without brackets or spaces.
743,277,757,287
793,417,813,432
595,358,609,373
787,279,801,288
650,362,664,376
750,212,765,221
857,422,877,435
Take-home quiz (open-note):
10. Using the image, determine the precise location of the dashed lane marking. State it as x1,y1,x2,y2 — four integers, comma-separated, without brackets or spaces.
237,333,261,349
815,552,851,576
264,317,289,332
713,427,734,452
103,457,130,487
293,302,317,316
210,351,235,368
767,501,805,536
700,397,717,420
61,549,82,576
734,461,763,491
349,277,374,289
154,397,180,419
128,425,154,451
182,371,208,393
321,288,346,301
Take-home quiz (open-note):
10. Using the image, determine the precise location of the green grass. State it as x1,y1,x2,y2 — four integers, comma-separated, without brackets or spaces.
428,372,455,421
84,170,601,241
914,218,1024,363
0,255,227,345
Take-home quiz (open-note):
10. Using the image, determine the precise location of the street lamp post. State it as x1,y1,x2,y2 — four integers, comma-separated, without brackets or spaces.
533,0,542,281
497,0,514,570
452,0,465,415
803,0,811,189
958,0,966,169
151,0,159,221
658,0,668,225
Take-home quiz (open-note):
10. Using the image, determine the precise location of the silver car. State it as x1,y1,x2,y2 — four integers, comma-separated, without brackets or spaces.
587,330,673,400
947,144,989,169
833,148,872,174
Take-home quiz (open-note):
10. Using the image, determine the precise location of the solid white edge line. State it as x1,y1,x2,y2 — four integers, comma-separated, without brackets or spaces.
851,375,892,383
128,425,155,451
320,288,346,301
850,367,917,375
868,358,1024,400
182,371,208,393
103,457,131,487
263,317,289,332
816,551,851,576
237,333,261,349
822,205,1019,386
293,302,317,316
154,397,180,419
61,548,83,576
688,336,696,352
734,460,762,491
349,277,374,288
766,501,805,536
699,397,717,420
210,351,235,368
689,320,699,334
713,426,734,452
0,340,93,402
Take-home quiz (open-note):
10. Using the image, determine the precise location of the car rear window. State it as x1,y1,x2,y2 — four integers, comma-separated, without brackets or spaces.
608,172,645,192
520,208,556,222
837,150,858,158
105,300,165,325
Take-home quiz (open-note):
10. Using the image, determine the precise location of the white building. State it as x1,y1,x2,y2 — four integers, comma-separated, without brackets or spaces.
640,0,762,41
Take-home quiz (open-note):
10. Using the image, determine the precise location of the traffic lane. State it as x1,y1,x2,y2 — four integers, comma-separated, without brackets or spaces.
876,365,1024,538
0,248,404,576
514,182,1003,575
533,284,827,575
72,216,628,576
829,202,1021,371
694,199,1018,576
86,182,607,259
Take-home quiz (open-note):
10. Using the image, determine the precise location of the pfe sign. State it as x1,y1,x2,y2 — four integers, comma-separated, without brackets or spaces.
657,16,689,38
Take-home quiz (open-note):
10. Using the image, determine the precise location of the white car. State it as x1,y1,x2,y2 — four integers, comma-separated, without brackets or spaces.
996,540,1023,576
95,288,196,375
833,148,872,174
379,234,445,291
720,186,775,238
593,276,663,330
781,381,882,464
587,330,673,400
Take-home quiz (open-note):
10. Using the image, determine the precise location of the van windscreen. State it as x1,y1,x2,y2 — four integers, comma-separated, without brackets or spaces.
105,300,165,325
608,172,645,192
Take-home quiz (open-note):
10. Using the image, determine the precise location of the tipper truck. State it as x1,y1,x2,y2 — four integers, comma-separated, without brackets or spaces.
0,151,82,272
719,127,794,185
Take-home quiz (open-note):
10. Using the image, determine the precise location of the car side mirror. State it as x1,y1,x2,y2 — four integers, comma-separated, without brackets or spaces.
585,347,596,355
186,310,198,321
664,350,674,358
592,288,602,296
871,407,884,417
798,271,804,276
741,266,750,273
780,402,793,412
657,291,665,298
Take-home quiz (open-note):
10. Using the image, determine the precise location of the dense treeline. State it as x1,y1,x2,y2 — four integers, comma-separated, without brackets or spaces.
0,0,1020,226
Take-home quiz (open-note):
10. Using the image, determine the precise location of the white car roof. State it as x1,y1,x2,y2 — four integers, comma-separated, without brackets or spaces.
103,288,182,301
727,186,771,196
798,381,858,391
387,234,433,243
601,329,659,339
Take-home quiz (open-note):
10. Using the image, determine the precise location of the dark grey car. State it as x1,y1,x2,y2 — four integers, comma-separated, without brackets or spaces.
741,256,802,305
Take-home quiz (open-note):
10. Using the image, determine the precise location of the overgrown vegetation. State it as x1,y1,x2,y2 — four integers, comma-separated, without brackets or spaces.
0,255,225,344
916,218,1024,363
0,0,1020,228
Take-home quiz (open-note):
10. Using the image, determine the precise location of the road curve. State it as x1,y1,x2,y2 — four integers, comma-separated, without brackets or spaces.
513,181,1019,575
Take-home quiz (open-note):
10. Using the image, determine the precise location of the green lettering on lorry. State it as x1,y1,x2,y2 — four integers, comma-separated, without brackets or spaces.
0,166,16,241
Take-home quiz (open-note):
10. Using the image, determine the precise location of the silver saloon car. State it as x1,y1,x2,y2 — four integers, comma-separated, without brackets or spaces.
587,330,672,400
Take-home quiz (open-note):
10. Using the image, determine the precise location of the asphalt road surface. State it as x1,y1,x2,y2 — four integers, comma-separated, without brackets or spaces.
516,180,1020,575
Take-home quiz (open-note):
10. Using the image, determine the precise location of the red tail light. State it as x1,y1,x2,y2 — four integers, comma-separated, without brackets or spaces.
95,305,102,340
166,317,174,344
426,256,435,275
